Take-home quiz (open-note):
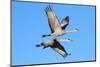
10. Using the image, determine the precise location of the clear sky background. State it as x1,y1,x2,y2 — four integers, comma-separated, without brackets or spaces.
12,1,96,66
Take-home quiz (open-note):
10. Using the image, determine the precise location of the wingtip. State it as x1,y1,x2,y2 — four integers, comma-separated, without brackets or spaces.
45,5,53,12
63,53,71,58
65,16,69,21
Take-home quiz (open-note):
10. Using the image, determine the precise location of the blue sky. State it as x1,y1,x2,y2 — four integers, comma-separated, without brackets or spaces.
12,1,96,66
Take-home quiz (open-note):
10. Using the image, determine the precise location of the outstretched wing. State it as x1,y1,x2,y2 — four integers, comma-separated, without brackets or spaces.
60,16,69,29
51,39,68,57
45,5,61,33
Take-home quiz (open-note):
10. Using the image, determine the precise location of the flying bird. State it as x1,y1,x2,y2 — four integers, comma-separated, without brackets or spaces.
36,38,72,58
42,5,78,37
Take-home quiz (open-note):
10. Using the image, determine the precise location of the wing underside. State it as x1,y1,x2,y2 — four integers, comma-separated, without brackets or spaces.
45,6,61,33
60,16,69,29
51,39,68,57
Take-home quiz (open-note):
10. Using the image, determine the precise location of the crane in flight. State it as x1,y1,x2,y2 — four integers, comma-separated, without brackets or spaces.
42,5,78,37
36,38,72,58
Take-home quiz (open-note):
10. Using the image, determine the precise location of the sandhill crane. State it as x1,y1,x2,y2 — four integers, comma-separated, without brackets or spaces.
42,5,78,37
36,38,72,58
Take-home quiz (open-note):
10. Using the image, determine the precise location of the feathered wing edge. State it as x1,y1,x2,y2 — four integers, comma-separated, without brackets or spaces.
61,16,70,29
50,39,69,58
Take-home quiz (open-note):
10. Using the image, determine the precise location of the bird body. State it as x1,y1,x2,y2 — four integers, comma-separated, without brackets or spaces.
50,30,66,37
